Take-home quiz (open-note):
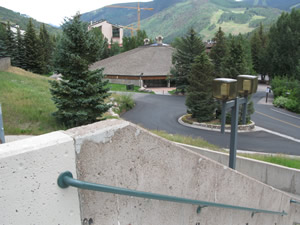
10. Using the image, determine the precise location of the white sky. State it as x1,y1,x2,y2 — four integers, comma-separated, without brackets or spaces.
1,0,152,26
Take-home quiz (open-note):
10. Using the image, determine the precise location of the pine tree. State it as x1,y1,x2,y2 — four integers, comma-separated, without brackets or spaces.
186,53,216,122
209,27,228,77
14,27,26,69
223,34,249,78
0,24,7,58
122,30,148,52
50,14,111,128
171,28,205,93
39,24,54,74
24,19,42,73
5,21,17,65
266,9,300,79
250,23,268,80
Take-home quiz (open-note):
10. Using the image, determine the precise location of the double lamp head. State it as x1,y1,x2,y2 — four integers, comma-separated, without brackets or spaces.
213,75,258,101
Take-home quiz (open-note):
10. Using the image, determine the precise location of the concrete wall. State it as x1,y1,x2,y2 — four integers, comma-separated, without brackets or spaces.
0,57,11,71
1,120,300,225
0,132,81,225
179,144,300,196
66,120,300,225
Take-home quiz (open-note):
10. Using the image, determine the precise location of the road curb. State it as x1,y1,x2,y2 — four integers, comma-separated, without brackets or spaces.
178,115,256,133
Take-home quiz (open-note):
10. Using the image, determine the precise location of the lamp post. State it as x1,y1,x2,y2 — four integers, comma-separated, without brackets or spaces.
213,75,258,169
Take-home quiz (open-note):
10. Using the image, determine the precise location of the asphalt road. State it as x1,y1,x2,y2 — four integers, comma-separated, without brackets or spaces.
122,90,300,155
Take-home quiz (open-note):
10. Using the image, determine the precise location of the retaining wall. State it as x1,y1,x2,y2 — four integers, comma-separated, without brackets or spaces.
0,57,11,71
1,120,300,225
179,144,300,196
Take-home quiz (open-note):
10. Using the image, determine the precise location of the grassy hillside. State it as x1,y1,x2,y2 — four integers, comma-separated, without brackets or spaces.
0,67,63,135
0,6,61,36
139,1,281,42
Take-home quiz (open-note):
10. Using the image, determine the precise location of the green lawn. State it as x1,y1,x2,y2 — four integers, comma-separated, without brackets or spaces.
0,68,64,134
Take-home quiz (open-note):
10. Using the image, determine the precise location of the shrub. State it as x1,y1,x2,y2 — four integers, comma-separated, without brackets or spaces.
273,96,289,108
285,99,300,113
114,94,135,114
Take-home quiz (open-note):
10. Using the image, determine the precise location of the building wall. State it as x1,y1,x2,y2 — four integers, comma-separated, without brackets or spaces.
1,120,300,225
89,21,123,46
0,57,11,71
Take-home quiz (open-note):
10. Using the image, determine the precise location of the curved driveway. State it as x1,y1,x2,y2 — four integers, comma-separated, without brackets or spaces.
122,90,300,155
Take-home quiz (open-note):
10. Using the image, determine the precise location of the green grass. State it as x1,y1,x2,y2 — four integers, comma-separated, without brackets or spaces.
150,130,222,151
151,129,300,170
107,83,154,93
240,154,300,170
0,67,64,135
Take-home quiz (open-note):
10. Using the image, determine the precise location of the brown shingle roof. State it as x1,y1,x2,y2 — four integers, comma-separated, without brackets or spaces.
90,45,175,76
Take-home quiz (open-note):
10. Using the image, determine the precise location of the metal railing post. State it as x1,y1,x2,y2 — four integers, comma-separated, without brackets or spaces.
0,104,5,144
229,98,239,169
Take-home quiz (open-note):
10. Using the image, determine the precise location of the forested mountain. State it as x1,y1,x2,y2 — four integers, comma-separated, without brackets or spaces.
0,6,61,35
82,0,283,42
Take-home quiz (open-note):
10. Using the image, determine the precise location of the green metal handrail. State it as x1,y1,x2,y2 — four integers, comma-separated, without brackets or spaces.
57,171,287,216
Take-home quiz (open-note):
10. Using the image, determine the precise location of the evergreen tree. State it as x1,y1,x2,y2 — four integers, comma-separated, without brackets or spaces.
186,53,216,122
223,34,249,78
171,28,205,93
122,30,148,52
39,24,54,74
24,19,42,73
5,21,17,65
109,42,121,56
266,9,300,79
90,28,109,60
250,23,268,80
0,24,7,58
14,27,26,68
209,27,228,77
50,14,111,128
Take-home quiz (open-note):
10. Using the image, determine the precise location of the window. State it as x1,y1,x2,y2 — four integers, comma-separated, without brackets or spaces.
112,27,120,38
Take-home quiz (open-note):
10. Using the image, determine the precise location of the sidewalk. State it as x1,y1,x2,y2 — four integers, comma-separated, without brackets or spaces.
146,87,176,95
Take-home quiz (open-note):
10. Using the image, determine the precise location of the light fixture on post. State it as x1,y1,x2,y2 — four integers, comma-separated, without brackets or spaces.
213,75,258,169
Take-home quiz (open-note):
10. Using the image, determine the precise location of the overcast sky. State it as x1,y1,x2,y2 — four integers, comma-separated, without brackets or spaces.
1,0,152,26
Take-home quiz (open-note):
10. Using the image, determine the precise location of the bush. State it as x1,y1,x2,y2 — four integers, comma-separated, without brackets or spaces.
285,99,300,113
114,94,135,114
273,96,289,108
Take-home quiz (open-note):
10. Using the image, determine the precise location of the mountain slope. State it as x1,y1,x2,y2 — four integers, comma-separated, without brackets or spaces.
81,0,283,42
81,0,186,25
0,6,61,35
242,0,300,11
139,0,282,42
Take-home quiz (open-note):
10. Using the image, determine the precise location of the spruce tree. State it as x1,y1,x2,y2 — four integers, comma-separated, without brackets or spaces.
266,9,300,79
5,21,17,65
186,53,216,122
223,34,249,78
171,28,205,93
24,19,42,73
50,14,111,128
0,24,7,58
39,24,54,74
209,27,228,77
14,27,26,69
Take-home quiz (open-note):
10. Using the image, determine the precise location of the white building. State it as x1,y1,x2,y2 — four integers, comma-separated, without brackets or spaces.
88,20,123,47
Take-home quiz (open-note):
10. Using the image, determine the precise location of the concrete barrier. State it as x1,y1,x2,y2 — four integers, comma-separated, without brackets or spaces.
1,120,300,225
0,57,11,71
0,131,81,225
178,143,300,196
66,120,299,225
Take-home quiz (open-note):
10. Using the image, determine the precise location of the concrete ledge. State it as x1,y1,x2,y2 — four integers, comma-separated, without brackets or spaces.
0,131,81,225
179,115,256,132
176,142,300,196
